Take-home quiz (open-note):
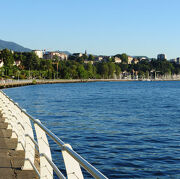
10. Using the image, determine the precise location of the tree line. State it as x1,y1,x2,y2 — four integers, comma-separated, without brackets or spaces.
0,49,180,80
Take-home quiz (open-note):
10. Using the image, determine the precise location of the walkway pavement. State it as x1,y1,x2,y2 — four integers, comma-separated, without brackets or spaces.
0,113,38,179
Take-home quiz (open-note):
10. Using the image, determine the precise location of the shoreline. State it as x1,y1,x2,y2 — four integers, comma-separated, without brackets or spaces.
0,78,180,89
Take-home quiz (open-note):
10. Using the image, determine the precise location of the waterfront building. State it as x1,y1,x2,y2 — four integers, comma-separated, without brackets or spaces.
43,51,68,60
32,50,44,58
84,60,94,64
128,56,133,64
176,57,180,64
14,60,21,66
114,57,122,63
157,54,166,60
170,59,177,63
94,56,110,62
132,58,139,64
0,59,4,67
95,56,104,62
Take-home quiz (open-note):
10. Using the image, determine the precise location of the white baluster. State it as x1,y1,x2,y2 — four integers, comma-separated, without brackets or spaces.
62,144,84,179
22,111,35,170
34,119,53,179
15,109,25,151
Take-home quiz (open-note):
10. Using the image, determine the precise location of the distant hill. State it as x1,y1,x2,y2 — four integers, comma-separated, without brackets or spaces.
133,56,149,59
0,39,31,52
57,50,71,55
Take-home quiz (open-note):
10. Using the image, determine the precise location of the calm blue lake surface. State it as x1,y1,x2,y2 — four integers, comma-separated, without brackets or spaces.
3,81,180,178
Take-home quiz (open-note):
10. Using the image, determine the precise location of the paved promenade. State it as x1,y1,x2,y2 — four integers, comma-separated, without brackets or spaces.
0,112,38,179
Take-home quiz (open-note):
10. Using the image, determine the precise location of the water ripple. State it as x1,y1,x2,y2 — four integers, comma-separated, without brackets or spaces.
4,81,180,178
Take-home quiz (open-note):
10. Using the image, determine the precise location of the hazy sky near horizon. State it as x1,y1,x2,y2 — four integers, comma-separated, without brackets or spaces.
1,0,180,59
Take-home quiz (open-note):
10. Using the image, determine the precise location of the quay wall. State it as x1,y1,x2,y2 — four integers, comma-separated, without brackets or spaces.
1,77,180,89
0,79,134,89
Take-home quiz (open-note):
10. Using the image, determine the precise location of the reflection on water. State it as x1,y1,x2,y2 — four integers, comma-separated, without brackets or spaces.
4,81,180,178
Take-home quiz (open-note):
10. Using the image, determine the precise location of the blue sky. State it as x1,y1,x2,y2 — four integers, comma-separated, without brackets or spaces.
1,0,180,59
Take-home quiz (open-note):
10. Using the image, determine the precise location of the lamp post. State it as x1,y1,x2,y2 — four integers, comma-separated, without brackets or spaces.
56,62,58,79
29,68,31,79
17,70,20,81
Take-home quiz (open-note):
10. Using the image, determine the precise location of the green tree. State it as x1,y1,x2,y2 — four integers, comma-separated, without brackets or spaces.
108,62,115,78
0,49,14,76
0,49,14,67
120,63,128,72
22,52,39,70
85,62,94,78
88,54,95,61
77,64,87,79
138,71,145,79
120,53,128,64
97,63,109,78
115,65,121,78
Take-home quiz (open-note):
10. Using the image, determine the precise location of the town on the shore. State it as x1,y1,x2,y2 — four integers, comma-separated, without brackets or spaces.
1,48,180,80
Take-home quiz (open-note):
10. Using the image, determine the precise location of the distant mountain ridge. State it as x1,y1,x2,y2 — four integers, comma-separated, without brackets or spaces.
0,39,72,55
57,50,71,55
0,39,31,52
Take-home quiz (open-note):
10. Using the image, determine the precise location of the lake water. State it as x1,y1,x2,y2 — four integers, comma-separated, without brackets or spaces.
3,81,180,178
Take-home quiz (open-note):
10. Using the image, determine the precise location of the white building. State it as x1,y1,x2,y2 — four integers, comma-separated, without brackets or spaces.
32,50,44,58
43,51,68,60
132,58,139,64
96,56,103,61
128,56,133,64
0,60,4,68
114,57,122,63
14,60,21,66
